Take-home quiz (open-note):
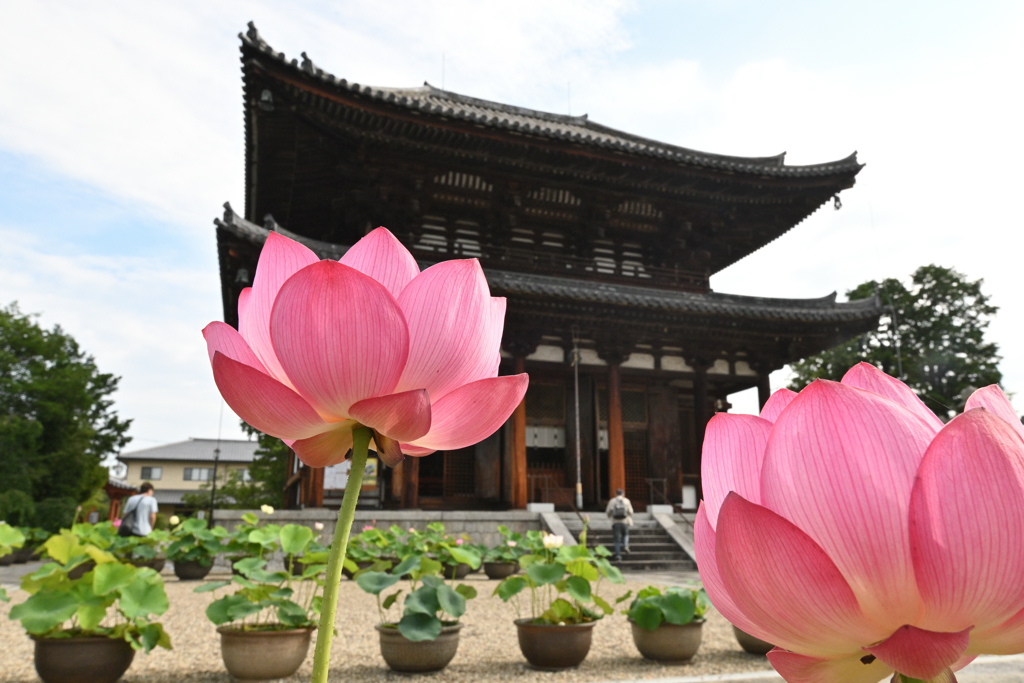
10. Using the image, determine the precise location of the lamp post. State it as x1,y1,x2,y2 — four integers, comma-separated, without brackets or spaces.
208,447,221,526
572,336,583,510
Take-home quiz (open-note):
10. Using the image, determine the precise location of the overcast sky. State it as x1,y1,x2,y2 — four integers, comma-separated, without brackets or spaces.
2,1,1022,453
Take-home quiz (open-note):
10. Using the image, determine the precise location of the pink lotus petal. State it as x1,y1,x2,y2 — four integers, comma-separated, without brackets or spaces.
965,385,1024,442
395,259,501,401
863,625,970,680
238,287,252,327
952,654,977,671
970,604,1024,655
909,409,1024,634
716,493,887,657
767,650,893,683
211,352,329,440
203,321,266,372
700,413,772,528
693,504,772,642
339,227,420,298
399,444,436,457
842,362,944,432
406,374,528,452
270,260,409,419
760,379,933,627
287,423,355,468
349,389,431,443
239,233,319,384
759,388,797,423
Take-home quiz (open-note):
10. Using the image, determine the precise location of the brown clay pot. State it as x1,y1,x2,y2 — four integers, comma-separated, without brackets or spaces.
630,618,703,662
128,557,166,573
515,619,597,670
444,562,472,580
733,625,774,655
376,623,461,672
13,545,39,563
33,635,135,683
483,561,519,580
0,552,14,566
67,560,96,581
218,626,313,681
173,559,212,581
342,560,374,579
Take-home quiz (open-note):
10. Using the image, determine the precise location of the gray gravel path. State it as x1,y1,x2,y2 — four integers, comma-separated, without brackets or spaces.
1,569,772,682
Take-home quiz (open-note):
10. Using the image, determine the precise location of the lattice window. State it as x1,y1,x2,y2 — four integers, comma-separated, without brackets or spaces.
621,390,648,426
527,187,581,205
526,383,565,425
414,221,449,253
453,222,482,257
444,447,476,497
624,430,649,503
617,200,663,219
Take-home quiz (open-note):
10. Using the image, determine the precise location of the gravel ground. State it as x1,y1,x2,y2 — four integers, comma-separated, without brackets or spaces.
1,570,773,682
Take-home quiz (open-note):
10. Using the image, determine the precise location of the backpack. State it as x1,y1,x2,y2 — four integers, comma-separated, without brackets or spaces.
117,496,141,537
611,499,628,520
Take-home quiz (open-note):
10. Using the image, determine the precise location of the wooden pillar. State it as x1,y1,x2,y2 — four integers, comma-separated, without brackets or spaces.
757,372,772,411
403,457,420,509
607,362,625,497
310,467,325,508
692,360,711,456
391,460,406,506
511,356,528,509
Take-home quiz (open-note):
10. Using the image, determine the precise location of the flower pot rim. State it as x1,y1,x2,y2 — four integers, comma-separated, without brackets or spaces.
30,633,129,643
514,617,600,628
375,622,462,634
627,617,705,628
217,625,316,636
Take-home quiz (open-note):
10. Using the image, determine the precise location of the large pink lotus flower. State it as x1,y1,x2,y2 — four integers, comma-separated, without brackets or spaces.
696,363,1024,683
203,228,528,467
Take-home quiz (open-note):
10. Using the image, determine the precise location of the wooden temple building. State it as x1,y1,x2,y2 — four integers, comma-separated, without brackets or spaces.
214,24,883,512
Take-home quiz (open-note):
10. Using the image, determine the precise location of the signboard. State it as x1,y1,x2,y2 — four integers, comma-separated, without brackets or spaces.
323,458,378,492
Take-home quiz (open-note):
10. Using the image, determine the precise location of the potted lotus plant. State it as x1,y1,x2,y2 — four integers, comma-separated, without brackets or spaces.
494,530,626,670
166,517,228,580
483,525,524,579
197,522,327,681
0,522,26,600
9,531,172,683
10,527,48,564
625,585,709,662
356,553,477,673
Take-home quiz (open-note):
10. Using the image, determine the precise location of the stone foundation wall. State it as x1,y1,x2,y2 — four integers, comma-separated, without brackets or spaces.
212,509,543,548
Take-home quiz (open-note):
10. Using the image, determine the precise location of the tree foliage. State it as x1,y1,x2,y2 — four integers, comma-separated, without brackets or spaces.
0,303,131,522
181,423,288,510
789,265,1002,421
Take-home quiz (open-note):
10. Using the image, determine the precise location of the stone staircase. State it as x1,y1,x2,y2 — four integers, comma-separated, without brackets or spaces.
561,514,697,573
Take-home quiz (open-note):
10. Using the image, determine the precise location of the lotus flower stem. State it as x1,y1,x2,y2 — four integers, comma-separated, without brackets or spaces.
311,425,371,683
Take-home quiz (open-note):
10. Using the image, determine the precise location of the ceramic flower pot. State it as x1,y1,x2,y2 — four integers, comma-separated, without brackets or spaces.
128,556,166,573
33,635,135,683
515,619,597,670
733,625,774,655
0,552,14,566
630,618,703,662
342,560,375,579
13,545,39,564
218,626,313,681
173,559,212,581
444,562,472,580
483,561,518,580
375,623,462,672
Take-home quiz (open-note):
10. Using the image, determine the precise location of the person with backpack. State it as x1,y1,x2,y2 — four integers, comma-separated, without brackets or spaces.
605,488,634,561
118,482,159,537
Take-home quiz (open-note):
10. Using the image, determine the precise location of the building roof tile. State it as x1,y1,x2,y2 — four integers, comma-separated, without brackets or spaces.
119,438,259,463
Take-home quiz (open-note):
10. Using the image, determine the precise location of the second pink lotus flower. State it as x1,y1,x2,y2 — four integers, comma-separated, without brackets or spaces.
203,228,528,467
697,362,1024,683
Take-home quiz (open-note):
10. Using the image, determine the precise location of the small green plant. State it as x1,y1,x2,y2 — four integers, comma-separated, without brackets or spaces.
9,531,172,652
166,518,228,567
356,553,477,641
198,523,327,630
625,585,710,630
494,529,626,625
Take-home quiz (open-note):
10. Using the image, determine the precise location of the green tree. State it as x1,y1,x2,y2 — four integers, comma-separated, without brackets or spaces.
789,265,1001,421
0,303,132,521
181,424,288,510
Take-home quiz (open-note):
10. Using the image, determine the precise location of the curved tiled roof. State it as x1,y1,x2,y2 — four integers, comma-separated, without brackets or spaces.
240,23,862,179
119,438,259,463
216,204,881,325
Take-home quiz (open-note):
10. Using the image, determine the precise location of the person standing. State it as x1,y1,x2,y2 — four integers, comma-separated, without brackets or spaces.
118,482,159,537
605,488,634,561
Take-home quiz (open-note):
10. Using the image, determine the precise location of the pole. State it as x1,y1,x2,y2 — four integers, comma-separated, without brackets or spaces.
573,334,583,510
208,447,220,525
